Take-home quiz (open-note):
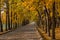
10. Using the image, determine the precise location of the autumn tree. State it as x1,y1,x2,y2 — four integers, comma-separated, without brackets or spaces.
5,0,11,30
0,0,3,32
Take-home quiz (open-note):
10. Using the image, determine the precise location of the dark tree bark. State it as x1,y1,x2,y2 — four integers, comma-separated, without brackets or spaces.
44,5,51,36
11,7,12,29
37,10,41,27
15,14,17,28
10,0,14,29
36,0,42,27
0,0,3,32
0,13,3,32
5,0,11,30
52,1,56,40
44,10,47,33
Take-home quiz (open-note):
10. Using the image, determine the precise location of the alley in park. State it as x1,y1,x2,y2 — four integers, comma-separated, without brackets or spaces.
0,0,60,40
0,22,43,40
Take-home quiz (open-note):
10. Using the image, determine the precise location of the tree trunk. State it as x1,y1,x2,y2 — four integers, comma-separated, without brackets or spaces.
11,8,12,29
52,1,56,40
44,5,51,36
0,0,3,32
5,0,11,30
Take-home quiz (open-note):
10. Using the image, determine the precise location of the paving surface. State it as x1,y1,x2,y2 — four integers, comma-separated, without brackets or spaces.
0,22,43,40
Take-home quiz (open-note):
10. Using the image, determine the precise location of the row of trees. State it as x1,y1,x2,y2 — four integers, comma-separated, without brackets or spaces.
0,0,60,40
0,0,22,32
36,0,60,40
0,0,39,32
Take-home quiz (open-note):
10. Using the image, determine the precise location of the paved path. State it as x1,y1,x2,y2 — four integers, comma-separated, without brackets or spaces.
0,22,43,40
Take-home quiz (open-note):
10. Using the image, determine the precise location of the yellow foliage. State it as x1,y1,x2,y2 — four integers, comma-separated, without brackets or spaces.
30,7,35,11
22,2,28,7
50,12,53,18
1,12,6,24
1,0,60,26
